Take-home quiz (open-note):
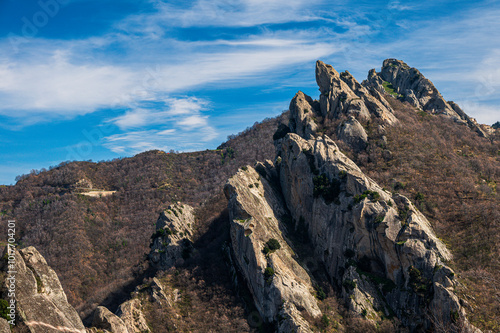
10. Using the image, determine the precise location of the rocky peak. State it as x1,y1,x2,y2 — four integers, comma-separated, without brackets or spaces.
365,59,488,137
314,60,397,125
288,91,321,140
227,59,482,331
149,203,195,270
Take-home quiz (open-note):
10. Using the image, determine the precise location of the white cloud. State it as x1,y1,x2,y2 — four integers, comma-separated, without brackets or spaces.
0,51,136,117
121,0,326,31
103,124,218,154
177,115,209,129
0,32,336,122
105,96,216,153
460,101,500,126
110,97,209,130
387,1,414,11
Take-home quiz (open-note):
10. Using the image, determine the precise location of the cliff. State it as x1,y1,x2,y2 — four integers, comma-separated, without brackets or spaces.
0,246,86,332
225,59,483,332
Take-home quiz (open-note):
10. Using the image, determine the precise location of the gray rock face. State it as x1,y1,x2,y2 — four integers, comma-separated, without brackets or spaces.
224,163,321,332
289,91,320,140
92,306,128,333
116,299,150,333
315,60,397,126
365,58,488,137
275,131,476,331
337,116,368,151
1,246,86,333
149,203,195,270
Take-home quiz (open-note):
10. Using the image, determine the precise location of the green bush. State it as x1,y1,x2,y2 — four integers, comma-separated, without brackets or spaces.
415,192,425,202
373,214,385,224
320,314,330,328
451,310,459,323
264,267,275,281
0,299,9,320
266,238,281,251
343,279,356,291
315,286,326,300
354,190,380,203
313,174,341,204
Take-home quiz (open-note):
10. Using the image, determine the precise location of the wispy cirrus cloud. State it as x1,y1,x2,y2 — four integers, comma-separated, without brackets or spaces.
110,97,209,130
120,0,329,32
103,97,216,154
0,31,336,120
103,118,218,154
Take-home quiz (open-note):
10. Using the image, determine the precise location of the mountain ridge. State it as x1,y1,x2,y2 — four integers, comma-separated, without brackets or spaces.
1,59,499,332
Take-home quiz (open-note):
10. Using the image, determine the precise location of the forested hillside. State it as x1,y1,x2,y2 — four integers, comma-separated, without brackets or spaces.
0,114,285,319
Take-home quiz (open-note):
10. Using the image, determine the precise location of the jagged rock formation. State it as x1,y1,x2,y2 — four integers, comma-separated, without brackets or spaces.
90,306,129,333
287,60,399,151
149,203,195,270
363,58,488,137
315,60,397,125
224,164,321,332
0,246,150,333
116,299,150,333
225,59,481,332
275,131,470,330
0,246,86,333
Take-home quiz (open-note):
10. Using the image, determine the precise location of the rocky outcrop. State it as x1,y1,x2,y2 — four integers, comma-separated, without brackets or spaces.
1,246,86,333
337,116,368,151
91,306,129,333
273,129,477,331
288,91,320,140
227,57,481,330
116,299,150,333
224,163,321,332
364,59,488,137
287,60,398,151
315,60,397,126
149,203,195,270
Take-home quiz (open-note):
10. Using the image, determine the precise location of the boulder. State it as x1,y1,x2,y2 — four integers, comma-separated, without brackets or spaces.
337,116,368,151
116,299,150,333
1,246,86,333
92,306,128,333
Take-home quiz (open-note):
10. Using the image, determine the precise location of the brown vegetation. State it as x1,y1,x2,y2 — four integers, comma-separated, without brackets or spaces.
0,114,284,319
324,98,500,332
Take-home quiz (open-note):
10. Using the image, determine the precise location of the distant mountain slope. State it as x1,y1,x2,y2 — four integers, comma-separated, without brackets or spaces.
0,114,285,319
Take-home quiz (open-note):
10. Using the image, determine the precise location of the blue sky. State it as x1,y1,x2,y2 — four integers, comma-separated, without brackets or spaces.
0,0,499,184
